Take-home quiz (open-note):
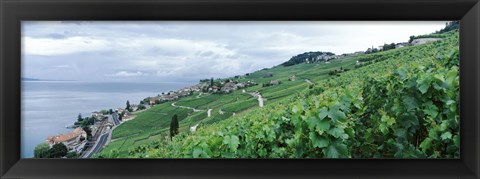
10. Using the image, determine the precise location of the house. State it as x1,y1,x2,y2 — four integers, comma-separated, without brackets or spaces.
289,75,296,81
211,86,219,92
149,97,157,105
143,104,151,109
221,82,237,93
354,51,365,55
91,111,104,120
235,83,245,88
395,42,409,49
269,80,280,86
115,108,125,113
46,127,87,151
130,104,138,111
190,124,199,132
411,38,441,45
160,93,179,101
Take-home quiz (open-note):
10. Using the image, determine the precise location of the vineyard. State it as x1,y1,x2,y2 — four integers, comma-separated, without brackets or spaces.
97,30,459,158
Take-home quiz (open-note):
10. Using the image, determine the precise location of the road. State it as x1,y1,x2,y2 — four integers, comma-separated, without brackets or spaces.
305,79,314,85
81,114,120,158
85,133,109,158
171,102,203,112
111,113,121,126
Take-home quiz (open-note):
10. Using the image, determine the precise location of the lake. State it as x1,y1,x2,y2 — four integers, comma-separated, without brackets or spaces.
21,81,194,158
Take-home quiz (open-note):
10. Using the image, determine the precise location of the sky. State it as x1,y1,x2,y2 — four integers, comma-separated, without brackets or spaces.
22,21,448,83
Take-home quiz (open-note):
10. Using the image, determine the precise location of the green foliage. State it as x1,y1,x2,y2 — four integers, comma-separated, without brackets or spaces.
282,51,335,66
83,126,93,141
436,21,459,34
126,100,131,110
34,143,50,158
382,43,396,51
65,151,79,158
137,104,146,111
170,114,179,140
49,143,68,158
98,31,459,158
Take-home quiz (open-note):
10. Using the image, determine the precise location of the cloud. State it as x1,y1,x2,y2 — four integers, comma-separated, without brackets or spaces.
22,36,109,56
21,21,449,82
105,71,147,77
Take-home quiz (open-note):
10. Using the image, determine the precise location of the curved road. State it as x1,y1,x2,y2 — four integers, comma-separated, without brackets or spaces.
85,133,109,158
171,102,203,112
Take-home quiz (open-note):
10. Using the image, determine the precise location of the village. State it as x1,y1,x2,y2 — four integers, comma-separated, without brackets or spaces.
38,75,261,158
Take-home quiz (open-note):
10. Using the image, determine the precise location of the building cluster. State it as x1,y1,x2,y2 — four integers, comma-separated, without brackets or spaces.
46,127,87,153
204,80,257,94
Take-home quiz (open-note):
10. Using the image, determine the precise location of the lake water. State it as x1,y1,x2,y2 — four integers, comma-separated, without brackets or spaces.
21,81,194,158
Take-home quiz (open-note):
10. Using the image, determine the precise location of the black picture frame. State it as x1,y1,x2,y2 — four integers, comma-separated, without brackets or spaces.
1,0,479,178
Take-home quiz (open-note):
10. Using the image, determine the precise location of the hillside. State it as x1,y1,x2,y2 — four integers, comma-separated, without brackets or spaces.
281,51,336,66
96,30,459,158
97,53,357,157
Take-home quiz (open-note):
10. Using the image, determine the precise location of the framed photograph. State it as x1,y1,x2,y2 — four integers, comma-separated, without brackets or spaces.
1,0,479,178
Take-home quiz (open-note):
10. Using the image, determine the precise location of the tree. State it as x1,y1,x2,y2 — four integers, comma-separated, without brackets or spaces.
109,109,113,114
126,100,131,110
65,151,79,158
119,113,123,121
49,143,68,158
137,104,146,111
34,143,50,158
83,126,92,141
77,113,83,122
170,114,179,140
210,78,214,87
409,35,415,43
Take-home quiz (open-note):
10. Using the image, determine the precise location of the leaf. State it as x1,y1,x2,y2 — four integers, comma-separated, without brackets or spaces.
309,132,329,148
440,132,452,141
325,145,340,158
394,128,407,138
379,123,389,134
324,142,348,158
307,116,330,134
292,105,300,113
403,96,418,111
397,69,408,80
317,120,331,132
306,117,321,131
418,84,429,94
419,138,432,152
423,101,439,118
318,107,328,120
381,115,396,126
193,147,203,158
327,127,348,140
328,107,347,123
416,75,432,94
453,135,460,147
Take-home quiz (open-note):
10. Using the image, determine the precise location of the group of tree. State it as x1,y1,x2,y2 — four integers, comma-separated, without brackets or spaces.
82,126,93,141
436,21,459,34
328,67,350,76
281,51,335,66
74,114,95,128
382,43,396,51
34,143,74,158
